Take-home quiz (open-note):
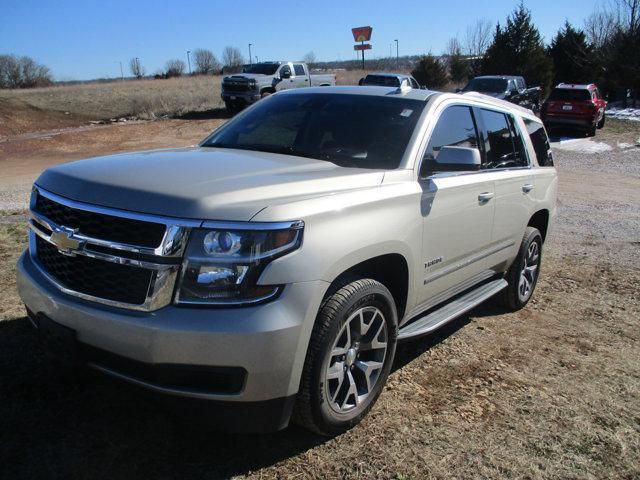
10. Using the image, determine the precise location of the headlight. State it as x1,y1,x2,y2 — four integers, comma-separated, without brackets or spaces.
175,221,303,306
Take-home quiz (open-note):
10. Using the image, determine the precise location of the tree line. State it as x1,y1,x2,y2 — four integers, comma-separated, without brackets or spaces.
0,54,52,88
412,0,639,104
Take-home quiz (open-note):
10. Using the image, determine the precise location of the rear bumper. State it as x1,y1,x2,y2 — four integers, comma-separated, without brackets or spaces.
17,251,329,431
541,113,595,128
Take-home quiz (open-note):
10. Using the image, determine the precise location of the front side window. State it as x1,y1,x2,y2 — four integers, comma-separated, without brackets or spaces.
422,105,479,170
202,93,426,169
280,65,291,77
523,119,554,167
293,64,305,76
410,77,420,89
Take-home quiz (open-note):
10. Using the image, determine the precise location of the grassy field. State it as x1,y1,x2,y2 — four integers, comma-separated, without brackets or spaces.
0,69,411,132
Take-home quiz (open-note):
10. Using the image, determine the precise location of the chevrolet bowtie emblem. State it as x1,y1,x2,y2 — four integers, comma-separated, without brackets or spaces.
50,226,83,256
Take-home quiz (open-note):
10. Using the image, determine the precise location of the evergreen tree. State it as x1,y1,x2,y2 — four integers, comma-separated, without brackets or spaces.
447,40,470,83
412,54,449,89
481,4,554,93
548,21,594,85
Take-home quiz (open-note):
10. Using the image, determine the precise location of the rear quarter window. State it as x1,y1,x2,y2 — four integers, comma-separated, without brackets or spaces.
523,119,554,167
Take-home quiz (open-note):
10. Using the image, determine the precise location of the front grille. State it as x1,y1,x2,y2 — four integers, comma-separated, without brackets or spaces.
36,236,154,305
223,82,251,93
35,193,166,248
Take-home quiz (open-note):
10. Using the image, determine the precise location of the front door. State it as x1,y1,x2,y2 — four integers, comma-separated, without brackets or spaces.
418,104,496,309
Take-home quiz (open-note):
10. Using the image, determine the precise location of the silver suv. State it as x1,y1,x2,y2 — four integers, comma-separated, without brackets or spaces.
17,86,557,435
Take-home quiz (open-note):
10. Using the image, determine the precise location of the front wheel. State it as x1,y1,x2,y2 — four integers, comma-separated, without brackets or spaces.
500,227,542,311
597,113,606,129
294,278,398,436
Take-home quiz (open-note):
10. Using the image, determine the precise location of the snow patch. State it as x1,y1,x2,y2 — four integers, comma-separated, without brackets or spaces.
607,107,640,122
551,137,613,154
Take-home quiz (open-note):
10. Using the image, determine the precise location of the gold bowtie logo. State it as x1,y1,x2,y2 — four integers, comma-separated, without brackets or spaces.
50,227,83,256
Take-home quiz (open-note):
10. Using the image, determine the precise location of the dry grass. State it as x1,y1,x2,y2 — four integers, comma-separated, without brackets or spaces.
0,75,225,120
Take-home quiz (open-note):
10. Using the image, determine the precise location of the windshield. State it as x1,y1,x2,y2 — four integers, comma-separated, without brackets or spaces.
363,75,401,87
547,88,591,101
202,93,426,169
463,78,508,93
242,63,280,75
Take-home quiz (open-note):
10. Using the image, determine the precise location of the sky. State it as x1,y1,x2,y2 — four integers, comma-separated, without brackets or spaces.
1,0,604,81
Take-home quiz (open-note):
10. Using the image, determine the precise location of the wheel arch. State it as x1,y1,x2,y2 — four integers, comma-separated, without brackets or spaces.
324,253,410,321
528,209,550,243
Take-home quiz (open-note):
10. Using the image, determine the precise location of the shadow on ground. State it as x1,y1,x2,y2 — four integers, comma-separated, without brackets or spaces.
176,108,233,121
0,303,502,479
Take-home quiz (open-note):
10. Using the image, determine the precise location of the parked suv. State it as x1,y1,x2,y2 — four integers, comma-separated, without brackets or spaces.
17,86,556,436
541,83,607,136
459,75,542,111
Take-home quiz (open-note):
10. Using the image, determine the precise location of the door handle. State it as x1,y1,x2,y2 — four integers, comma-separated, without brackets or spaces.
522,184,534,193
478,192,494,203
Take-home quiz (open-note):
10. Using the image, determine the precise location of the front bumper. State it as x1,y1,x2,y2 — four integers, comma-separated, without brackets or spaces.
221,91,261,105
17,251,329,430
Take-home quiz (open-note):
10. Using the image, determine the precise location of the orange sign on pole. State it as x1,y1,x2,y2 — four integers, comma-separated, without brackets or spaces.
351,26,373,43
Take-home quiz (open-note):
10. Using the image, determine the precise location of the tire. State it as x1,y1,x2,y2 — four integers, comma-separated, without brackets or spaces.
587,123,597,137
224,101,238,113
499,226,543,311
260,90,272,99
293,278,398,436
597,113,606,129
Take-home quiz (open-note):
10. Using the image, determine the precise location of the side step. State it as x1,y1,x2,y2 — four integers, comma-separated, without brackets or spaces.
398,279,508,340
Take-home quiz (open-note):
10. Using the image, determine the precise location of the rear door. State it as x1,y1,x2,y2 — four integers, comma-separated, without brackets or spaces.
417,104,496,308
475,108,536,272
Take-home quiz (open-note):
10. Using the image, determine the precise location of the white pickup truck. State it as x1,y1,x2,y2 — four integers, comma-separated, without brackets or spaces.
221,61,336,111
18,85,557,435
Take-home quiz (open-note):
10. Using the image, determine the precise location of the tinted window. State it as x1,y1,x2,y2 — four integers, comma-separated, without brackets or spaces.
293,64,305,76
547,88,591,101
410,77,420,89
280,65,291,76
481,109,523,168
242,63,279,75
524,119,554,166
363,75,400,87
422,105,479,168
203,93,425,169
463,78,508,93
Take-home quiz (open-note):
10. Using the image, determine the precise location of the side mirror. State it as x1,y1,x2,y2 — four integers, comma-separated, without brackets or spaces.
420,146,481,177
281,68,291,79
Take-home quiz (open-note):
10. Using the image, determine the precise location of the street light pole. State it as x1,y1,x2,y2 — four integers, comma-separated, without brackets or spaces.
255,55,258,63
115,61,123,81
187,50,191,75
248,44,253,66
394,39,399,70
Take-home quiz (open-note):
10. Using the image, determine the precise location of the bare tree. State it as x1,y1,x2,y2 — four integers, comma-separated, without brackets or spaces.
303,51,317,68
464,19,492,57
129,57,145,79
586,8,617,48
0,54,52,89
222,46,244,69
192,48,221,74
165,59,186,77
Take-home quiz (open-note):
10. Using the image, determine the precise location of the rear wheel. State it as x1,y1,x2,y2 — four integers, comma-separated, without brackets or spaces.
294,278,398,436
260,90,273,99
500,227,542,311
597,113,606,129
587,123,597,137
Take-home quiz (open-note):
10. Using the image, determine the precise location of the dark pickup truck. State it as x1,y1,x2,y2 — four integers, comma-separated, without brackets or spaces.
459,75,542,112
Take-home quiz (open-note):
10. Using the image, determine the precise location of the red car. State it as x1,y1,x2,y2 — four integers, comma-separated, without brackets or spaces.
541,83,607,136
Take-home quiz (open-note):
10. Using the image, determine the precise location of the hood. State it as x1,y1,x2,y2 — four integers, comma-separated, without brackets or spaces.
225,74,268,81
36,147,384,221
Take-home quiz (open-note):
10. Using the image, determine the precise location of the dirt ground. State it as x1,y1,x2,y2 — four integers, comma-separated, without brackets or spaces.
0,115,639,479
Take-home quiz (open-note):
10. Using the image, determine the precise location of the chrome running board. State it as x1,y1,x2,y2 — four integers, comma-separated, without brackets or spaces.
398,279,508,340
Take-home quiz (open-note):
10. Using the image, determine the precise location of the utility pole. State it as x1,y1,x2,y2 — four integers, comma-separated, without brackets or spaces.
394,39,399,70
389,43,392,58
115,61,123,81
187,50,191,75
255,55,258,63
248,43,253,66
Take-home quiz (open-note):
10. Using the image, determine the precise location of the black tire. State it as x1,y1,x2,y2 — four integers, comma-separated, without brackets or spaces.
587,123,597,137
499,227,543,311
597,113,606,129
224,101,238,113
293,278,398,436
260,90,273,99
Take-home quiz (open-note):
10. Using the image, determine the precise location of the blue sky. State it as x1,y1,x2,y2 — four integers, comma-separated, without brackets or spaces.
2,0,603,81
